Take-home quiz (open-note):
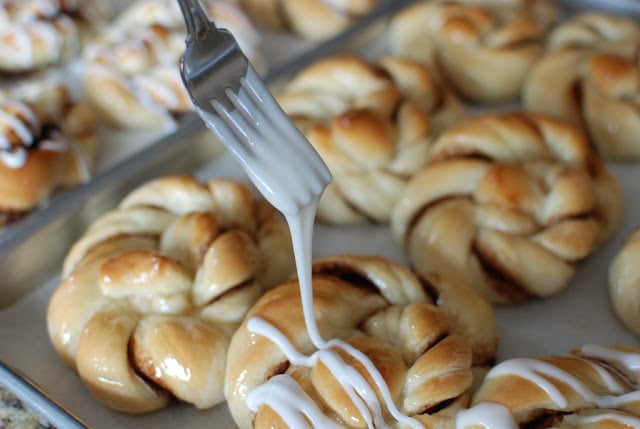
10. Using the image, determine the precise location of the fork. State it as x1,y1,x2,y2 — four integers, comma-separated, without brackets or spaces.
177,0,332,216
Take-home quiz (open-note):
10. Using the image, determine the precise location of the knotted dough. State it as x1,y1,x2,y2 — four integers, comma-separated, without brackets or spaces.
225,254,497,428
391,111,621,304
47,175,295,413
277,54,463,224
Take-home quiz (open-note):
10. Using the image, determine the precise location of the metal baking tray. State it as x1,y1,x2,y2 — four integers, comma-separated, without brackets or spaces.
0,0,638,428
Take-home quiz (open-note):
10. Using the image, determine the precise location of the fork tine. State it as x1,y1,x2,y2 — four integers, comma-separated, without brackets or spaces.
176,0,214,38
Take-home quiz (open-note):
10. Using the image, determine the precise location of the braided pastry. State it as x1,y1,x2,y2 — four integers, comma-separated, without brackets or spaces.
610,227,640,338
46,175,295,414
458,344,640,428
225,253,497,428
0,82,97,226
0,0,103,74
391,111,622,304
388,0,557,104
522,12,640,161
237,0,378,41
82,0,262,129
277,54,463,224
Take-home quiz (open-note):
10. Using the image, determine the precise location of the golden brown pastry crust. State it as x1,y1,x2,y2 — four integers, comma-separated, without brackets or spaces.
277,54,463,224
46,176,295,414
237,0,377,41
464,344,640,428
391,111,622,304
388,0,558,104
610,226,640,338
522,12,640,161
0,83,97,223
225,254,497,429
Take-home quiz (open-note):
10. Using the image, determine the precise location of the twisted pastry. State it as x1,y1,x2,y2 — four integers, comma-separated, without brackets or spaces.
388,0,557,104
391,111,622,304
0,0,103,73
277,54,463,224
458,344,640,428
82,0,262,129
0,82,97,226
610,227,640,338
237,0,378,41
47,175,295,413
522,12,640,161
225,253,497,429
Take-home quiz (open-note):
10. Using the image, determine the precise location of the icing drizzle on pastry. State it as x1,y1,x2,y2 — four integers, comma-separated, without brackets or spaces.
455,344,640,428
245,199,422,428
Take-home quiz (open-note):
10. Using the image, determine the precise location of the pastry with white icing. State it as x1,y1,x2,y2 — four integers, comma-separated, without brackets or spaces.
82,0,263,129
0,0,105,74
459,344,640,428
237,0,378,41
391,111,622,304
388,0,558,104
610,226,640,338
0,81,97,226
46,176,295,414
523,12,640,161
225,254,497,428
276,54,464,224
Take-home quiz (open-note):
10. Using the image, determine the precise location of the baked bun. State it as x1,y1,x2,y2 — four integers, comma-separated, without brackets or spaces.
522,12,640,161
0,82,98,226
388,0,557,104
46,176,295,414
391,111,622,304
225,253,497,428
0,0,105,74
277,55,463,224
460,344,640,428
237,0,378,41
82,0,262,129
610,226,640,338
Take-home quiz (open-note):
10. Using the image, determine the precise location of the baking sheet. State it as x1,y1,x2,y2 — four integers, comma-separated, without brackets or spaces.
1,0,639,428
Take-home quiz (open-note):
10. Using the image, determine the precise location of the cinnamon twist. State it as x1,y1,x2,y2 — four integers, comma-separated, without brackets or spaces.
47,176,295,413
391,112,622,304
277,55,463,224
0,82,97,226
522,12,640,161
388,0,557,104
610,227,640,339
82,0,262,129
225,254,497,428
0,0,103,73
459,344,640,428
237,0,378,41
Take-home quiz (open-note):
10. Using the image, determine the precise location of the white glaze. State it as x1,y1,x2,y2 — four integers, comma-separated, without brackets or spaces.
456,402,518,429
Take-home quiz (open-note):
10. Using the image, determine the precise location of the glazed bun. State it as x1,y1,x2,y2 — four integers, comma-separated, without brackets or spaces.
225,254,497,428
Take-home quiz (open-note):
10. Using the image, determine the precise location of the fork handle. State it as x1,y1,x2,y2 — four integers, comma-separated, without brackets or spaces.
177,0,215,39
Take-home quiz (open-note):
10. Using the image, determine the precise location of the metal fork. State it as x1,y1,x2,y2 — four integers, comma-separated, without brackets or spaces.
177,0,331,216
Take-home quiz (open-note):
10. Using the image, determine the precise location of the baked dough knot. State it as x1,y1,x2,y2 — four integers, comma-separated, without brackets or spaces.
610,227,640,339
523,12,640,161
0,0,102,73
388,0,558,104
277,54,464,224
46,175,295,414
391,111,622,304
0,82,97,226
225,254,498,429
82,0,262,129
237,0,378,41
458,344,640,428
